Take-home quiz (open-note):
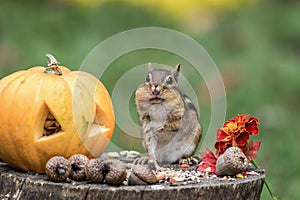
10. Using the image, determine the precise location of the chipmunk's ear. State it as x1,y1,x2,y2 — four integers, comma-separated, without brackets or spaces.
148,62,153,72
175,64,180,73
172,64,180,82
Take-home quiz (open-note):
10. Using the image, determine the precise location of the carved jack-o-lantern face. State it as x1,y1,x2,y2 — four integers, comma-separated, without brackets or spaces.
0,54,115,173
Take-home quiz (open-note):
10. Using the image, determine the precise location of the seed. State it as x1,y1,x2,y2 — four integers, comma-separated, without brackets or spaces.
44,126,57,130
107,152,120,159
47,113,56,120
44,120,55,128
43,129,54,136
156,172,166,181
55,121,61,127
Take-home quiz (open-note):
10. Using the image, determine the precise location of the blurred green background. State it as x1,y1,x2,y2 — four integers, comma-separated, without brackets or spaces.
1,0,299,199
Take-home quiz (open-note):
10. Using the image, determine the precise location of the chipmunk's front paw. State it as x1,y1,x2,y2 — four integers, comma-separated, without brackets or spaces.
133,157,164,171
133,156,149,165
148,159,166,171
179,156,201,167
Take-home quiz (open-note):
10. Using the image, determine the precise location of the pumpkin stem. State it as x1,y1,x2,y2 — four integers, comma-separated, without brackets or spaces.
44,54,63,75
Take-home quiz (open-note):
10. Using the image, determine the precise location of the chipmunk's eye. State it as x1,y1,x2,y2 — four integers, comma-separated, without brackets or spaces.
166,76,173,85
146,74,151,82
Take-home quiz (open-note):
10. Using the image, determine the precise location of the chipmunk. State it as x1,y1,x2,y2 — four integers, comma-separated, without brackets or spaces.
135,63,202,169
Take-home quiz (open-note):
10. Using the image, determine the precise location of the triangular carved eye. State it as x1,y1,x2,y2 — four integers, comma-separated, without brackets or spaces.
87,106,110,138
93,116,98,125
43,112,62,136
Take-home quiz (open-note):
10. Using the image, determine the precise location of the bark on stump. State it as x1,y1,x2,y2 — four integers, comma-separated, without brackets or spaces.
0,162,265,200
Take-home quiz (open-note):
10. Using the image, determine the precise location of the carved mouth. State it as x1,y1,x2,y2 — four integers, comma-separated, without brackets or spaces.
149,97,165,103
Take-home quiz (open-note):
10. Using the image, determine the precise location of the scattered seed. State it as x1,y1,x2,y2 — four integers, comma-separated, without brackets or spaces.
47,113,56,120
44,120,55,128
169,177,176,183
156,172,166,181
119,150,129,157
219,176,228,181
179,164,190,168
127,150,141,159
236,173,244,178
107,152,120,159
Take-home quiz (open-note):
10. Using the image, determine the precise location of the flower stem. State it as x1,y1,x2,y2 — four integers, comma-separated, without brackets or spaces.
251,159,279,200
232,139,237,147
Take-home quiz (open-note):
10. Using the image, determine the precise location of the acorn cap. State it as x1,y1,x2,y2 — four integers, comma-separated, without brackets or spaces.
85,158,105,183
129,165,157,185
103,159,127,185
68,154,89,181
128,172,148,185
216,147,249,176
45,156,71,182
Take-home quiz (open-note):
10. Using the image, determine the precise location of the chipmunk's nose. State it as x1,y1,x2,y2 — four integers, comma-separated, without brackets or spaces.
151,85,161,95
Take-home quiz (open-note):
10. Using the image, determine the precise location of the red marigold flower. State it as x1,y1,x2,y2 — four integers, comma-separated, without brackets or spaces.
245,117,259,135
215,140,232,155
236,131,250,146
216,128,235,142
197,147,218,173
215,114,259,155
199,114,261,174
244,141,261,161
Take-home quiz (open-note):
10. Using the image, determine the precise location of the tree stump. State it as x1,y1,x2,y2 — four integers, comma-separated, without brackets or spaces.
0,162,265,200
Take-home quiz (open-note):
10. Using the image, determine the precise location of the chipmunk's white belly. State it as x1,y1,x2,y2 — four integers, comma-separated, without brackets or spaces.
149,104,167,128
155,133,195,164
148,104,196,164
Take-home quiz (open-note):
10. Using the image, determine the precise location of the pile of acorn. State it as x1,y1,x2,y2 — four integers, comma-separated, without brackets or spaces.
46,147,253,186
45,155,157,185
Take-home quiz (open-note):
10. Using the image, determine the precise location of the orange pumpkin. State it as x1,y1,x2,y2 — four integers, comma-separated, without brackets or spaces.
0,54,115,173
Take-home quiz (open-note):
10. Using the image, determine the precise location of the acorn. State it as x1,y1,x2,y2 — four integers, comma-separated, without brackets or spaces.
216,147,249,176
68,154,89,181
128,165,157,185
103,159,127,185
45,156,71,182
85,158,105,183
